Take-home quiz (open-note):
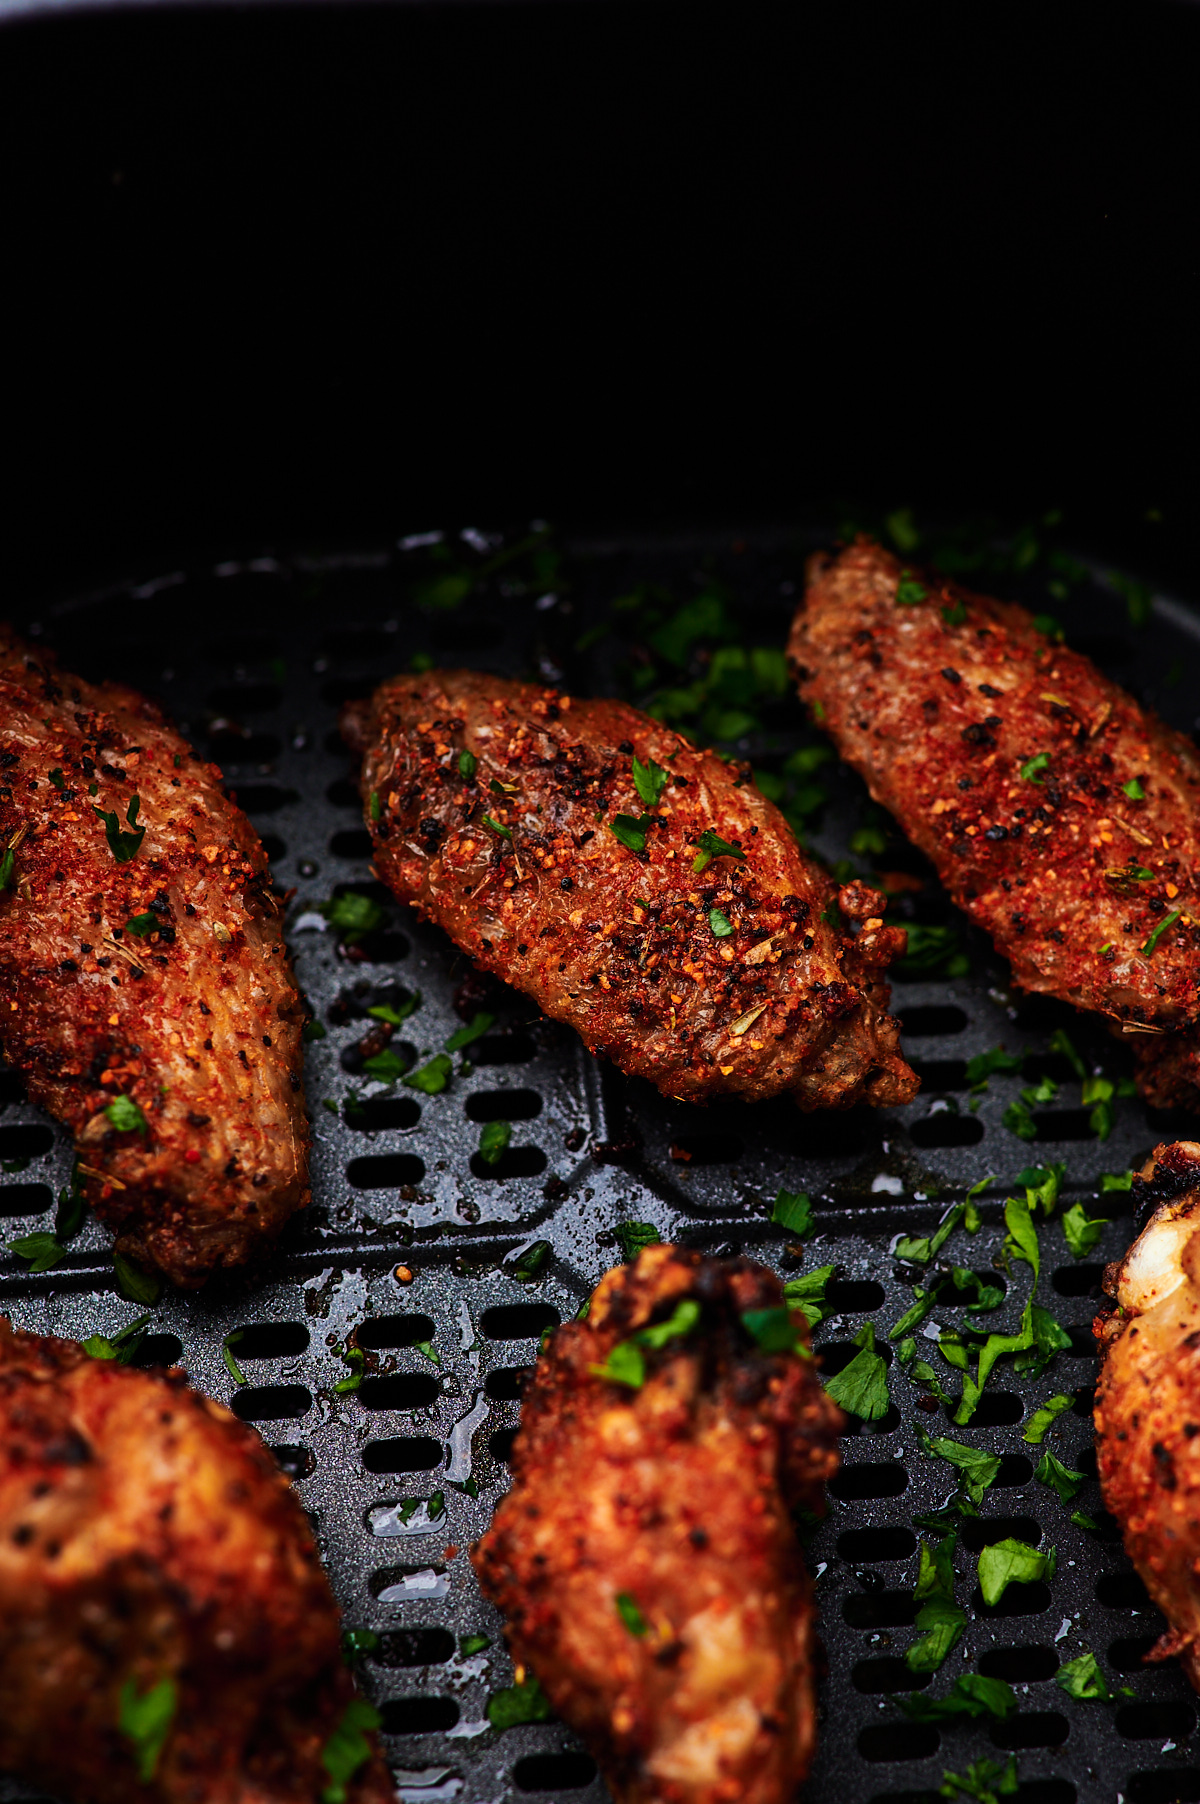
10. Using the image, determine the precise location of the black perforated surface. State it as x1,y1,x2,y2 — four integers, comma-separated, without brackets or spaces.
2,528,1199,1804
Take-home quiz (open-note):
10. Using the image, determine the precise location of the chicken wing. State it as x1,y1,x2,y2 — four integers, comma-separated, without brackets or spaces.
0,628,309,1286
0,1316,391,1803
1095,1140,1200,1690
472,1244,841,1804
788,537,1200,1102
341,668,915,1110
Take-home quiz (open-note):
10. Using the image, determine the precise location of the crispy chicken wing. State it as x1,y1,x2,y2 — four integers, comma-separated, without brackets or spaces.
789,538,1200,1103
341,669,915,1110
0,1317,391,1803
472,1244,841,1804
0,629,309,1286
1095,1141,1200,1690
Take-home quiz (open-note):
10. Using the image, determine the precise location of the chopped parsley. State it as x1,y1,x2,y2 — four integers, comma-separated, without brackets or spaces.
1022,1392,1074,1444
976,1537,1055,1606
320,1697,382,1803
114,1252,162,1305
609,813,652,854
1035,1449,1085,1506
741,1306,806,1354
917,1431,1001,1506
119,1676,177,1782
123,912,160,938
894,1201,967,1264
1054,1650,1111,1701
334,1346,366,1393
893,922,969,979
906,1593,966,1675
445,1011,495,1052
589,1340,646,1388
362,1047,411,1083
222,1329,248,1386
632,755,669,807
94,795,146,862
368,789,382,821
939,1756,1019,1802
82,1311,154,1364
894,571,929,605
941,598,968,627
1141,910,1182,956
590,1298,701,1387
771,1188,813,1236
489,778,519,797
823,1321,890,1420
459,1633,491,1657
403,1053,453,1094
1122,776,1145,800
458,749,477,779
898,1673,1015,1722
340,1628,381,1664
615,1221,660,1261
478,1120,512,1166
691,829,746,873
481,812,513,841
508,1239,552,1284
1062,1202,1105,1258
615,1592,648,1637
48,767,66,789
1019,752,1050,783
321,893,385,939
487,1675,552,1730
0,847,15,891
368,994,421,1028
782,1264,835,1327
708,907,733,937
8,1231,68,1273
106,1094,147,1133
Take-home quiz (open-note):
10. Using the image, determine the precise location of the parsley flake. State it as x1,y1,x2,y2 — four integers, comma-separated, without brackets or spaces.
320,1697,383,1803
609,813,652,854
106,1094,147,1133
481,812,512,841
977,1537,1055,1606
898,1673,1016,1722
771,1188,813,1236
478,1119,512,1165
691,829,746,873
824,1321,890,1419
740,1306,805,1354
94,794,146,862
939,1756,1019,1802
708,907,733,937
1035,1448,1085,1506
445,1011,495,1052
1062,1201,1105,1258
403,1053,453,1094
615,1221,661,1261
1022,1392,1074,1444
222,1329,248,1386
123,911,160,938
1054,1650,1111,1701
0,847,15,891
487,1676,552,1730
320,892,385,940
368,994,420,1028
458,749,477,779
119,1676,177,1782
895,571,929,605
7,1230,68,1273
615,1592,648,1636
1019,752,1050,783
361,1047,411,1083
114,1252,162,1305
369,789,382,821
632,755,669,807
1141,910,1182,956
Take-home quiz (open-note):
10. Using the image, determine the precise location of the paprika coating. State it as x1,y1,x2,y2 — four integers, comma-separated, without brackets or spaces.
472,1245,842,1804
342,669,916,1111
0,628,309,1287
789,538,1200,1106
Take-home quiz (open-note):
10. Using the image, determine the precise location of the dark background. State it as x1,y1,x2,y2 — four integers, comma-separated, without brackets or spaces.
1,0,1198,598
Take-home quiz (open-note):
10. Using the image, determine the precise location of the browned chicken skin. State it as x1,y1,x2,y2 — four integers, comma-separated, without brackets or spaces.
472,1245,842,1804
342,669,915,1110
1095,1141,1200,1690
0,628,310,1286
789,538,1200,1106
0,1317,391,1804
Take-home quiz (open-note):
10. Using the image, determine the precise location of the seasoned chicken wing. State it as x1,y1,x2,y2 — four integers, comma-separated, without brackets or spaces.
0,628,309,1286
0,1316,391,1803
472,1244,842,1804
342,669,915,1110
789,538,1200,1103
1096,1141,1200,1690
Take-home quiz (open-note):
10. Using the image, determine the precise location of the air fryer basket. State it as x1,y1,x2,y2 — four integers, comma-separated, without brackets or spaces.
2,525,1198,1804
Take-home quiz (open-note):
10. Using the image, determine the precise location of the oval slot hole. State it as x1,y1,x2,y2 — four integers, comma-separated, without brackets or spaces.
363,1437,443,1474
356,1375,441,1411
230,1322,311,1359
347,1154,427,1190
358,1314,437,1350
512,1755,596,1792
465,1089,544,1123
910,1114,985,1149
231,1384,313,1423
481,1304,560,1340
379,1697,461,1736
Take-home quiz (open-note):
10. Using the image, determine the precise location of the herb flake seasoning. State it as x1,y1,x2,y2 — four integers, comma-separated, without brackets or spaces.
691,829,746,873
94,794,146,862
609,812,652,854
1141,909,1182,956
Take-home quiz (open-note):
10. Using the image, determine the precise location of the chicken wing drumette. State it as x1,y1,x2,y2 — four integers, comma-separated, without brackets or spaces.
1095,1140,1200,1688
342,668,915,1110
0,628,309,1286
788,538,1200,1107
472,1245,842,1804
0,1317,391,1803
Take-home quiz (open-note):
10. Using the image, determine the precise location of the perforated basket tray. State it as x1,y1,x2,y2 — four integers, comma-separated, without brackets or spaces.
3,528,1200,1804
